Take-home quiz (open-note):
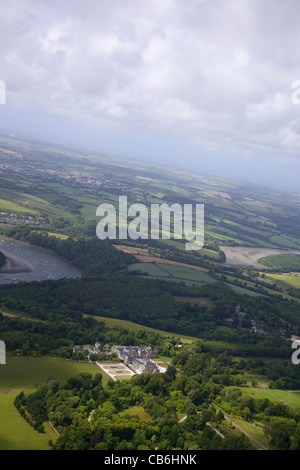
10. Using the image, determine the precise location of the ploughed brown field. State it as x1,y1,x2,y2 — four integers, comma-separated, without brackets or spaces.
113,245,209,273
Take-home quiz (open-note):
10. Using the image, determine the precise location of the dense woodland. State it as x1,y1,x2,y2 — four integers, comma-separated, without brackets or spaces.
1,226,300,451
0,227,298,360
13,350,300,450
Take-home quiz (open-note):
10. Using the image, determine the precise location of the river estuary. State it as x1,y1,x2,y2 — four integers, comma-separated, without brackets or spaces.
0,236,82,284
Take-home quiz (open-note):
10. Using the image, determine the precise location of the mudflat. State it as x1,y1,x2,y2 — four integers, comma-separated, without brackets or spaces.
220,246,300,268
0,249,34,274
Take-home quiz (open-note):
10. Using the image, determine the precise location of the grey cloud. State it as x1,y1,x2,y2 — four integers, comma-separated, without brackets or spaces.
1,0,300,173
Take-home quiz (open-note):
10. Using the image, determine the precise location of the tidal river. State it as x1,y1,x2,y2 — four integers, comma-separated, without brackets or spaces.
0,236,82,284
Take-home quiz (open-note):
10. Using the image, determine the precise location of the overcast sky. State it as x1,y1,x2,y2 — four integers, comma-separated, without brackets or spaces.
1,0,300,190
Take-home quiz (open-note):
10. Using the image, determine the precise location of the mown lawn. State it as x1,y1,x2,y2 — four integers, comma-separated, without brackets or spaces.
0,357,103,450
119,406,152,421
0,391,54,450
0,357,98,392
225,386,300,408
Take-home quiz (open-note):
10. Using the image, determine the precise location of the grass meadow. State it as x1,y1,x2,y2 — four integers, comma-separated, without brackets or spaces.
82,313,198,344
225,386,300,408
0,357,101,450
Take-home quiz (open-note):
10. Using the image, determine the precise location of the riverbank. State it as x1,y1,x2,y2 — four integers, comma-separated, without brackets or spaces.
0,235,82,282
0,234,85,278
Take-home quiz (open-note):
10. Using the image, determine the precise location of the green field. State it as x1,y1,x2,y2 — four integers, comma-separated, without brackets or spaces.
0,391,57,450
225,283,263,297
0,198,37,214
129,261,266,297
269,236,300,249
82,313,198,343
158,263,215,283
225,386,300,408
128,262,215,285
0,357,98,392
0,357,103,450
266,273,300,289
80,202,98,221
158,239,222,260
119,406,151,421
128,262,170,277
258,254,300,270
0,189,55,215
47,232,69,240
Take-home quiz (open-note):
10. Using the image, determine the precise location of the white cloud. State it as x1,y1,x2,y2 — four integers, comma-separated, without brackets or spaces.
1,0,300,166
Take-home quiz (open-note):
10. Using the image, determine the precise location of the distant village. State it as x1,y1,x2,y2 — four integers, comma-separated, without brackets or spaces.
0,212,48,227
0,162,151,198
